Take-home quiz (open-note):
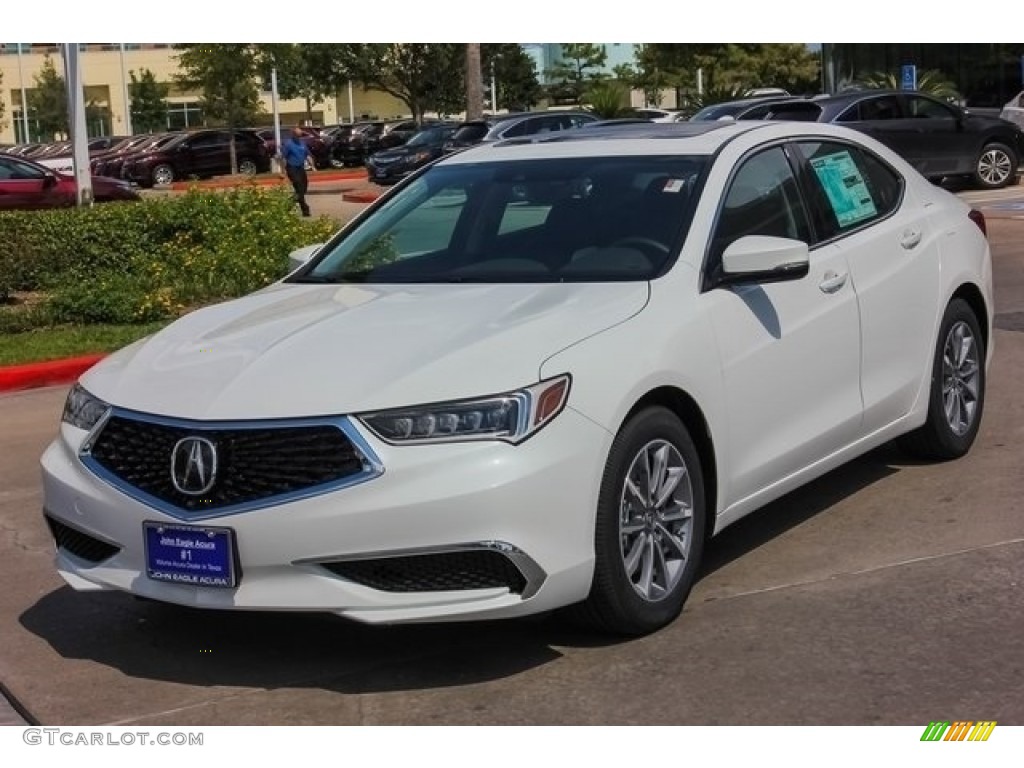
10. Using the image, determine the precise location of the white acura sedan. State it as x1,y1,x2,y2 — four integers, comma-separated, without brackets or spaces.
42,121,992,635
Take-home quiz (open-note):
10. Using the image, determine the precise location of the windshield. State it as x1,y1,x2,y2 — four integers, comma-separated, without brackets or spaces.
450,124,489,145
406,126,450,147
293,155,707,284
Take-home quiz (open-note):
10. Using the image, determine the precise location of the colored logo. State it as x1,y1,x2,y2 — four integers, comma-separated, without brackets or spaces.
921,721,996,742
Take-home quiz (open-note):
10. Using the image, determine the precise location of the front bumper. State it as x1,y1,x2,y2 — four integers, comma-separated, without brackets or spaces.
41,408,610,624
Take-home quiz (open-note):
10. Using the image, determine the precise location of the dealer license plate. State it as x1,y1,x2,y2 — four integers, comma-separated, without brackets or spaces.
144,523,238,588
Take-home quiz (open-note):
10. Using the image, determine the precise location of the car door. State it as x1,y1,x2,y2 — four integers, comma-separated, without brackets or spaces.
186,132,230,177
0,156,66,211
793,140,940,433
898,94,971,176
703,145,863,502
834,94,929,172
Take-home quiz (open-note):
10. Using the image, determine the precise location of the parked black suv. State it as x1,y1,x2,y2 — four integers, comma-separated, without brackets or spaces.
365,123,458,184
122,129,271,187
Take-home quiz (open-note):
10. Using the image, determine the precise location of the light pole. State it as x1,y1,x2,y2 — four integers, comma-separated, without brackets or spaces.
17,43,31,142
61,43,93,207
119,42,133,135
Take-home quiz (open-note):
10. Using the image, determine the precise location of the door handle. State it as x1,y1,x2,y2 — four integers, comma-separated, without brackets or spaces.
819,270,848,294
900,229,922,249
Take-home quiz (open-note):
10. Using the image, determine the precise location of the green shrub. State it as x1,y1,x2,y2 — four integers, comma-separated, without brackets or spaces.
0,187,336,327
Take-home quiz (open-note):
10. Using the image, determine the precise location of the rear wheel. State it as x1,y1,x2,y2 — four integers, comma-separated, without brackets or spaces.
974,142,1017,189
899,299,985,459
238,158,258,176
575,406,706,636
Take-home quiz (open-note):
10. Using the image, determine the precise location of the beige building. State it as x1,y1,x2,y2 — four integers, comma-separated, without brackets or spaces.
0,44,410,145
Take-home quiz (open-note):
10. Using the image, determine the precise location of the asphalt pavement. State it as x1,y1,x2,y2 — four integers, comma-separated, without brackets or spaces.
1,189,1023,725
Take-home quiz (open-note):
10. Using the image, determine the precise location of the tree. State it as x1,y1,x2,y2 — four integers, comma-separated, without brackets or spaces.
254,44,354,122
129,68,169,133
466,44,484,120
586,80,630,118
28,54,68,140
175,44,264,173
858,69,960,100
637,44,819,110
547,44,609,104
481,44,543,112
344,44,465,123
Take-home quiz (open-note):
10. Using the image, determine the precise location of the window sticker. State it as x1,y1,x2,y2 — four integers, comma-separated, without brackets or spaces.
810,150,877,227
663,178,686,193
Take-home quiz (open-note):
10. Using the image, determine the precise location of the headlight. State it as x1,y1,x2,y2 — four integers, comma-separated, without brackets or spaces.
62,384,109,431
358,375,570,445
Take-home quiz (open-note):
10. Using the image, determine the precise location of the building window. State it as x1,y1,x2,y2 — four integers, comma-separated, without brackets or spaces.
166,102,204,130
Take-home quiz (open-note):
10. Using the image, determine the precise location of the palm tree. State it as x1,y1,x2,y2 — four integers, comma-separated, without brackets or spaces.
858,69,960,101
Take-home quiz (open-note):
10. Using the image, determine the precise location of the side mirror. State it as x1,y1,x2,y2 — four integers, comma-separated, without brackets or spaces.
42,173,58,189
288,243,323,273
720,235,809,286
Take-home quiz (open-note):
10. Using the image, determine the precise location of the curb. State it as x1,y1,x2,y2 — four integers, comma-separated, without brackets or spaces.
0,354,104,394
168,169,367,192
342,190,381,203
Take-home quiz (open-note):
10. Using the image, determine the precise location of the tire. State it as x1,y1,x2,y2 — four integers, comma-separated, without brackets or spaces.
973,142,1018,189
574,406,706,636
151,164,174,187
899,298,986,459
238,158,258,176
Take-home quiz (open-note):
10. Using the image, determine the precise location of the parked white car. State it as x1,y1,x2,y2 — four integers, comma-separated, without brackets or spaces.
1000,90,1024,130
43,121,992,635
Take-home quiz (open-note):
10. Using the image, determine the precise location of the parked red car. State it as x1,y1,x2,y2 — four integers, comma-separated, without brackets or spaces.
0,153,140,211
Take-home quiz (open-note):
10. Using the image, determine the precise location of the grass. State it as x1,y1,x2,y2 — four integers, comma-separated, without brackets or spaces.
0,322,169,366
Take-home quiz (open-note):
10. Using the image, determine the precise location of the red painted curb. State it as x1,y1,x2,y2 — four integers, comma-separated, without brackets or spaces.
0,354,105,394
168,169,368,191
342,191,381,203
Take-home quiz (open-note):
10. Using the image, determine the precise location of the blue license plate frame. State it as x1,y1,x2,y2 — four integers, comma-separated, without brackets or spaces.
143,523,238,588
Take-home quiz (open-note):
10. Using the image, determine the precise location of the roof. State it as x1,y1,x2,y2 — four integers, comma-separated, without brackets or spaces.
441,121,765,163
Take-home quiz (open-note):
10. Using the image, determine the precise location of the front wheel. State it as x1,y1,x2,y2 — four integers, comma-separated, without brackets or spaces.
974,142,1018,189
151,164,174,187
899,298,986,459
575,406,706,635
238,158,258,176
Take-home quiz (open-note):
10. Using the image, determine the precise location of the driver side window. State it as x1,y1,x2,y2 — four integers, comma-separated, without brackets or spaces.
710,146,811,264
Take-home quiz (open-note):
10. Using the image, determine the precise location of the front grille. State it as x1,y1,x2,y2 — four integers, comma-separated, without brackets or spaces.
321,550,528,594
45,515,120,564
87,415,365,513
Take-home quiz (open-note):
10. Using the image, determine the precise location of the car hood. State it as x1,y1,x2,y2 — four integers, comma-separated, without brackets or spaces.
82,281,650,420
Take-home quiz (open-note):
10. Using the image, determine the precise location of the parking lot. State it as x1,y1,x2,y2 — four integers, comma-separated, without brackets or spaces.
1,189,1023,726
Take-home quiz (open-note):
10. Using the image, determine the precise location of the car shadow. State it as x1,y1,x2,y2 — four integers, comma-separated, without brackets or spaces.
18,585,617,698
699,442,904,577
19,444,911,698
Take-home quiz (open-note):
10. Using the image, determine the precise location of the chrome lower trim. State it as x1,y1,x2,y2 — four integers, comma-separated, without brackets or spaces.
298,541,548,600
78,408,384,522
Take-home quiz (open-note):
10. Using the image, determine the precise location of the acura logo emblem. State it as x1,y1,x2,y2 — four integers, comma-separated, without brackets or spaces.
170,437,218,496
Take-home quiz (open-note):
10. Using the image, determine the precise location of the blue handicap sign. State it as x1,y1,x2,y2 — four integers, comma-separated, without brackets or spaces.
901,64,917,91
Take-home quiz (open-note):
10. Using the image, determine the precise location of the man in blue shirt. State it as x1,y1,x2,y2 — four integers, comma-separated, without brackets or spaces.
280,125,312,217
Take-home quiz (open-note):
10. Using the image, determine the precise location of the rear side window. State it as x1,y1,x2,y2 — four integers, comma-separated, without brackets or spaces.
837,95,901,122
796,142,903,238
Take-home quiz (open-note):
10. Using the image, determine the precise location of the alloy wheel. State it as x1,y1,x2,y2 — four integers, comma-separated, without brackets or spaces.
942,320,981,436
618,439,694,602
152,165,174,186
977,148,1012,187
